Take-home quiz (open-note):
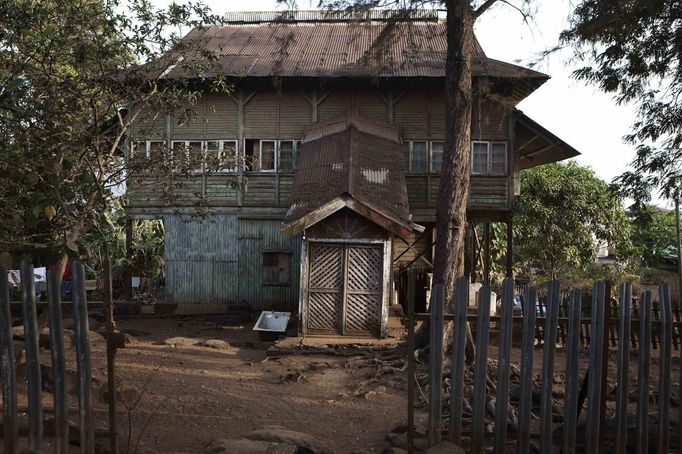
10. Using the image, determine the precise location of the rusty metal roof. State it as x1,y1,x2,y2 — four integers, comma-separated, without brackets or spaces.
168,21,548,83
283,110,412,237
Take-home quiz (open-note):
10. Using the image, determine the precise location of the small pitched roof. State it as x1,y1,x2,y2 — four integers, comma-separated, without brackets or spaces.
515,111,581,169
282,110,414,238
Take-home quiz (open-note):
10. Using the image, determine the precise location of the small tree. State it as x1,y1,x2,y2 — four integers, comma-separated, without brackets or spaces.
0,0,227,269
513,162,630,279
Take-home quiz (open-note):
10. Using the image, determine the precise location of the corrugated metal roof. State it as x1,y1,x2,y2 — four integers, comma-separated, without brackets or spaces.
284,111,411,235
164,20,548,82
224,10,440,24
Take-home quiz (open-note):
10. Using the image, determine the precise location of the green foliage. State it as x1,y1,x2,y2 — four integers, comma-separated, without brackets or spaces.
0,0,224,265
513,162,630,279
627,204,679,269
563,1,682,201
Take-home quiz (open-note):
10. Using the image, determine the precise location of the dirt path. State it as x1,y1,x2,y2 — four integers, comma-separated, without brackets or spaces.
87,318,405,453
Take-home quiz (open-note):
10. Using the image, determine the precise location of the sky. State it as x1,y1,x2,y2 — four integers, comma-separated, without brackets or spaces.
152,0,661,205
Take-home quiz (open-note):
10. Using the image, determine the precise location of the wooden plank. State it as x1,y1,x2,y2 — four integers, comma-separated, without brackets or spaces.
539,280,560,453
615,281,632,454
516,286,536,454
586,281,606,454
72,262,95,454
493,277,514,454
407,270,416,454
21,260,43,449
0,268,17,454
657,284,671,454
428,283,444,446
103,257,119,454
562,288,582,454
471,286,491,454
449,276,469,445
637,291,652,454
47,269,69,454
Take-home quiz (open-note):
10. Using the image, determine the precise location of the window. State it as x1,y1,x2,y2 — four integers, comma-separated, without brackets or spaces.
206,140,238,172
431,142,444,172
408,141,444,173
260,140,276,172
471,141,508,175
278,141,296,172
410,141,428,172
262,251,292,286
171,140,203,171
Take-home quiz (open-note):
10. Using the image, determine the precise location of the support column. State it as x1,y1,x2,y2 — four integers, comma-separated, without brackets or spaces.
124,217,133,302
506,220,513,277
484,222,491,286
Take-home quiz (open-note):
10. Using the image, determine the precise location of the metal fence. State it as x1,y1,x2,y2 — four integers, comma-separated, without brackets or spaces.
0,260,96,454
407,276,679,453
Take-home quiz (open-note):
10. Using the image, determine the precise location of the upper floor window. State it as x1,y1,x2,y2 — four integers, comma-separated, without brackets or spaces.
245,139,298,173
206,140,239,172
171,140,203,171
472,141,507,176
408,141,444,173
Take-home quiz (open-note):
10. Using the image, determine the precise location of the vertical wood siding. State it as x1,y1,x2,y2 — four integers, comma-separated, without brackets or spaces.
204,94,238,138
171,96,206,140
244,90,278,138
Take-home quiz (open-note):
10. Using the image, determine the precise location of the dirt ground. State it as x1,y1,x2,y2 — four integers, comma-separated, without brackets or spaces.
83,317,407,454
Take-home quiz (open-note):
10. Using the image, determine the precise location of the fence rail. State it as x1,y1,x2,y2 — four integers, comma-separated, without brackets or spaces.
407,276,679,453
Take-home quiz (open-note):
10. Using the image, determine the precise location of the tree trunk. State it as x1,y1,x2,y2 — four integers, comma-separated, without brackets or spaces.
431,0,476,361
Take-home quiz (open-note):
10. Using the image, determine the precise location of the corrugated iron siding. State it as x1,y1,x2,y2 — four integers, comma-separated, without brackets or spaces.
165,214,240,304
238,219,301,311
164,214,301,311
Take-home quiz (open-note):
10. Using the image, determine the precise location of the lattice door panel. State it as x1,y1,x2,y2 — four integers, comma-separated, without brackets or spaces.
307,244,344,334
344,246,383,335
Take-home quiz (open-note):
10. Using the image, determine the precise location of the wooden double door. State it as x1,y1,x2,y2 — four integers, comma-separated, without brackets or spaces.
306,242,384,336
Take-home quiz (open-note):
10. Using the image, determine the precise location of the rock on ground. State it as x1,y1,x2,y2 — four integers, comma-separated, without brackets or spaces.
200,339,230,349
203,438,297,454
244,425,333,454
164,337,200,347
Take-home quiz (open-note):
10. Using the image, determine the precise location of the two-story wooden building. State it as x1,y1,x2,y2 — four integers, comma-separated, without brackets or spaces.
126,10,579,336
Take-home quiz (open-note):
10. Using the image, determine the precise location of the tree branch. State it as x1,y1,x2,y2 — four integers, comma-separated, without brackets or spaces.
474,0,499,19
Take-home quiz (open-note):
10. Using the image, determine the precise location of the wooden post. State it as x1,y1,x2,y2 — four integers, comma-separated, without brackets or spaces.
0,268,17,454
21,260,43,449
483,222,491,286
505,220,513,277
124,216,133,301
471,286,491,454
539,280,560,453
449,277,468,445
586,281,606,454
406,270,415,454
517,286,536,454
493,277,514,453
637,291,652,454
104,256,119,454
72,261,95,453
657,284,671,454
428,283,444,446
47,269,69,454
615,282,632,454
563,288,582,454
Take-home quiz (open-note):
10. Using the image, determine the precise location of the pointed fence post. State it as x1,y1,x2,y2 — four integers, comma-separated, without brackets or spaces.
615,282,632,454
449,277,468,445
516,286,536,454
47,269,69,454
471,285,491,454
428,283,444,446
21,260,43,449
493,277,514,454
637,291,652,454
0,268,17,454
586,281,606,454
103,255,120,454
72,261,95,454
539,280,560,453
657,284,671,454
563,288,582,454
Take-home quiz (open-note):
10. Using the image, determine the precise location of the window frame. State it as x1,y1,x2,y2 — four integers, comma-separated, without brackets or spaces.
408,140,429,173
430,141,444,173
262,250,292,287
206,139,239,173
470,140,508,176
170,140,204,172
258,139,277,173
277,140,298,174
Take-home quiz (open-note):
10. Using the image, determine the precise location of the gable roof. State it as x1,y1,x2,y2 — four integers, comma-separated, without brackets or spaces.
157,11,548,100
282,110,414,238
